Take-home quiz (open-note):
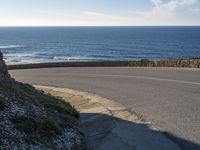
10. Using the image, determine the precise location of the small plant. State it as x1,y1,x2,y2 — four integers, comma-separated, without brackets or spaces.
38,94,80,119
37,117,62,137
11,116,38,133
11,116,62,138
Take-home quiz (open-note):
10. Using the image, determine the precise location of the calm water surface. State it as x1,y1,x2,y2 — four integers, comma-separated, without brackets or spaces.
0,27,200,64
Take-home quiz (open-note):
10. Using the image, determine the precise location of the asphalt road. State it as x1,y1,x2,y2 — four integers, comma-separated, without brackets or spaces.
10,67,200,149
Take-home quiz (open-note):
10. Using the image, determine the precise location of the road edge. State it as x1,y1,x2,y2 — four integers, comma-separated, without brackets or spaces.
34,84,180,150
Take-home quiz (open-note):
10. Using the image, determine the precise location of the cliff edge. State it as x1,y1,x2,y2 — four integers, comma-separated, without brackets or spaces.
0,52,85,149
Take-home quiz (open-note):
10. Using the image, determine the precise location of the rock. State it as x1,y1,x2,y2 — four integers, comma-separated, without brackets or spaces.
0,51,11,81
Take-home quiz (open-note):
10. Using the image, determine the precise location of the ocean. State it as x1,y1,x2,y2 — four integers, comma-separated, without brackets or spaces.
0,26,200,65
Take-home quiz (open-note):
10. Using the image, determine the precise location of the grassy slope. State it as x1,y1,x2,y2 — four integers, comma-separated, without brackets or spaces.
0,81,83,148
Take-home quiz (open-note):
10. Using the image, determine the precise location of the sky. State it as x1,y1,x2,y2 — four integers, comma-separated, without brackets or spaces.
0,0,200,26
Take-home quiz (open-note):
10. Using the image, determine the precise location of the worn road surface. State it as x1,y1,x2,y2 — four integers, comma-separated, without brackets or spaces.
10,67,200,150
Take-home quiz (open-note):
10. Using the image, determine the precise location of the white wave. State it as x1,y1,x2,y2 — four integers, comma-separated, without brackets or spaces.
0,45,24,49
5,57,48,65
53,56,81,61
3,52,45,65
4,53,99,65
53,56,96,61
4,53,34,58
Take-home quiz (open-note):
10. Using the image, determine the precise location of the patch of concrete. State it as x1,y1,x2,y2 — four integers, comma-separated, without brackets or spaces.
35,85,180,150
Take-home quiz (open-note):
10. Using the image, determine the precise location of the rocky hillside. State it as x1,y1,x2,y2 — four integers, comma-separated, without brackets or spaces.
0,52,85,149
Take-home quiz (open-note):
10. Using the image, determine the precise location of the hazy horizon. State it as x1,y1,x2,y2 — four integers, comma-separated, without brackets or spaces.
0,25,200,27
0,0,200,26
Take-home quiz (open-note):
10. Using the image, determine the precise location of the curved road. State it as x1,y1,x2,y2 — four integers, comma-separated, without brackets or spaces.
10,67,200,150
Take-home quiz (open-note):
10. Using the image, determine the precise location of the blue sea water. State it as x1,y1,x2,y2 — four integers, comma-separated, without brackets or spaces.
0,27,200,64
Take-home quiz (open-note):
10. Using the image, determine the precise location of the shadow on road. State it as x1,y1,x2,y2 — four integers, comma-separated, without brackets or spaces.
81,113,200,150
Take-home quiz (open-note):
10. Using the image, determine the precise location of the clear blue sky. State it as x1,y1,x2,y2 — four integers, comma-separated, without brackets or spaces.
0,0,199,26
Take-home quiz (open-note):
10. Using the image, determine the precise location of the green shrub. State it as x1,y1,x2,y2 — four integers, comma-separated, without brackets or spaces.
37,117,62,137
11,116,62,138
11,116,38,133
39,94,80,119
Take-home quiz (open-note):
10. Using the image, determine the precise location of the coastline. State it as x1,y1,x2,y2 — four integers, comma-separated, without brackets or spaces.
7,58,200,70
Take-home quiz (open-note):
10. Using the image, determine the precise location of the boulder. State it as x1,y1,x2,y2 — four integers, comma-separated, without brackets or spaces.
0,51,11,81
